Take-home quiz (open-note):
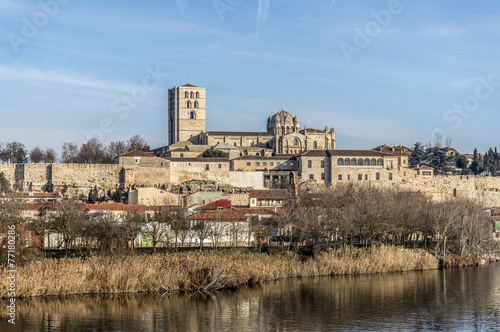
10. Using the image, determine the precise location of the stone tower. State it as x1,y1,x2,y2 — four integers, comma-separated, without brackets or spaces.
168,84,206,145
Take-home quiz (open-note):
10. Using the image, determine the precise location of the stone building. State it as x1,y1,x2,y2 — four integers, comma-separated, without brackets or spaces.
167,85,336,156
168,84,206,145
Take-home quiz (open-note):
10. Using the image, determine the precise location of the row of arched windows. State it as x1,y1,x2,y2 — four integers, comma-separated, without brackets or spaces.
185,91,200,98
337,158,383,166
186,101,198,108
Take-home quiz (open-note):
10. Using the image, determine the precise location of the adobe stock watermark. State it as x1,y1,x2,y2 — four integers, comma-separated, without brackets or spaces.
6,225,17,325
7,0,71,54
213,0,243,21
81,64,168,144
428,74,500,147
339,0,412,63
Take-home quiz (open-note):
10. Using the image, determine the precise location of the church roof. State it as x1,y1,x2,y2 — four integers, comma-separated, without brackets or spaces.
181,83,197,87
118,149,157,158
206,131,272,137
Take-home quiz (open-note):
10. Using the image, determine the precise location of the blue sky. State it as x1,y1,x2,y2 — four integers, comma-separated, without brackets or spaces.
1,0,500,157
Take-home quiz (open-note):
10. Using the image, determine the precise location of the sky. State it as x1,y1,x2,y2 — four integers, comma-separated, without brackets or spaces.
1,0,500,158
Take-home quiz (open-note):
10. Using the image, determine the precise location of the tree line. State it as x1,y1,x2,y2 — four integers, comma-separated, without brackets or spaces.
277,185,497,258
0,134,150,164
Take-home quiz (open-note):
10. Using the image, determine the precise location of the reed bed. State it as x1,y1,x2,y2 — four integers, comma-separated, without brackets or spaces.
0,246,438,298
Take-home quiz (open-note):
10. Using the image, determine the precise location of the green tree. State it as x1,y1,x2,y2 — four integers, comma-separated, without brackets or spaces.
409,142,425,167
470,148,484,175
202,150,228,158
0,172,10,193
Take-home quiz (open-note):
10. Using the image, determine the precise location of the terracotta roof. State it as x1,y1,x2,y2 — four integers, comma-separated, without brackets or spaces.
299,150,328,157
250,189,288,199
412,165,434,171
206,131,273,137
181,83,197,87
328,150,392,157
119,149,156,158
188,210,247,221
2,192,59,198
373,144,413,155
194,199,232,211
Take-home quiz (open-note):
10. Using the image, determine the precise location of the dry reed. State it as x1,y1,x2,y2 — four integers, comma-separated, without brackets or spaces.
0,246,438,298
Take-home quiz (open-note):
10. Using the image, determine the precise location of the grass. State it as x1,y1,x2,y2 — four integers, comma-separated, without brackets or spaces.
0,246,439,298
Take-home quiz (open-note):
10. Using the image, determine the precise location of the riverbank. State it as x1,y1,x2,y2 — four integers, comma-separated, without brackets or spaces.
0,246,439,298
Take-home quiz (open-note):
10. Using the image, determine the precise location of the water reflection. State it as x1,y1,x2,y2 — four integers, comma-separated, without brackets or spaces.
1,263,499,331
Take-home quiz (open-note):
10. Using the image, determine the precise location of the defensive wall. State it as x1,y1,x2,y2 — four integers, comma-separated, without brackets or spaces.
3,163,500,206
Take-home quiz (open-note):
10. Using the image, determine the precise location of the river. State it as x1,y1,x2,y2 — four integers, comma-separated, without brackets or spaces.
1,263,499,331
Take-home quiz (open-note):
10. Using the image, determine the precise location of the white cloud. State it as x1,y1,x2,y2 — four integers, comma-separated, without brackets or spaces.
0,65,130,92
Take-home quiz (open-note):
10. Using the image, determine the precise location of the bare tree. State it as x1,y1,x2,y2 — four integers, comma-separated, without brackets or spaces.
61,142,79,163
44,148,57,163
30,146,45,163
127,135,150,152
1,142,28,163
108,141,128,158
49,200,87,255
122,212,145,253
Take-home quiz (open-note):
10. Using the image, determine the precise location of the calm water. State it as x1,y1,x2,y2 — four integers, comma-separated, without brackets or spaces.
1,263,499,331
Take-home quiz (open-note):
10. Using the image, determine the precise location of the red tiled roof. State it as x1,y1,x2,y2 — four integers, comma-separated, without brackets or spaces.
328,150,392,157
162,157,229,163
182,83,197,87
2,192,59,198
206,131,273,137
373,144,413,155
194,199,232,211
234,207,281,215
250,189,288,199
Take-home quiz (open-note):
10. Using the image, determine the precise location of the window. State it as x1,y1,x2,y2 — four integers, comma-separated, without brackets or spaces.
358,174,362,180
365,175,368,180
309,174,314,180
308,160,312,168
218,164,221,168
294,138,299,146
186,101,191,108
180,153,184,158
205,164,209,171
376,172,380,180
351,158,357,166
338,174,342,180
321,173,325,180
234,143,237,146
358,158,363,165
196,91,200,98
190,91,194,98
290,162,294,166
247,162,251,166
389,172,393,180
348,175,351,180
277,162,281,166
422,171,432,176
403,159,407,164
345,158,351,166
263,162,267,166
338,158,344,166
134,158,139,164
283,162,287,166
364,158,370,166
185,91,189,98
377,159,384,166
194,101,198,108
270,162,274,166
403,171,406,176
371,158,376,166
190,111,196,119
313,141,318,149
256,162,260,166
321,160,325,168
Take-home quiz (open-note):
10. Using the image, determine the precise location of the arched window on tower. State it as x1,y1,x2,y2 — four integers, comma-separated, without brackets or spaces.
293,138,299,146
377,159,384,166
371,158,376,166
185,91,189,98
287,127,291,134
196,91,200,98
351,158,357,165
338,158,344,165
194,101,198,108
190,91,194,98
345,158,351,165
313,141,318,149
190,111,196,119
364,158,370,166
186,101,191,108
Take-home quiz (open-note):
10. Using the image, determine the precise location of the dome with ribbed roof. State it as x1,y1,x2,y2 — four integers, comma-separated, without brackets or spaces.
267,108,300,135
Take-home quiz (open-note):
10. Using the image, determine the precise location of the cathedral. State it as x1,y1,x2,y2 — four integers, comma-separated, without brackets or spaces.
166,84,336,156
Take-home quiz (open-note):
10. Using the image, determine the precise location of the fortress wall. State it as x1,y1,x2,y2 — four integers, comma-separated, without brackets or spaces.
122,166,170,187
